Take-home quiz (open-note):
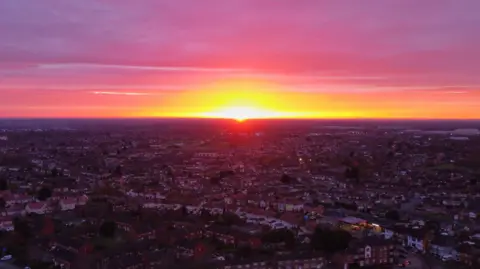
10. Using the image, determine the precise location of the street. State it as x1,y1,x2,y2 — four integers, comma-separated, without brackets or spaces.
393,252,461,269
0,263,21,269
422,254,460,269
394,252,426,269
393,252,446,269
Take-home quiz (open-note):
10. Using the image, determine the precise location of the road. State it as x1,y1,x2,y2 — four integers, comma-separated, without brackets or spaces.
393,252,448,269
0,263,21,269
422,254,460,269
403,252,426,269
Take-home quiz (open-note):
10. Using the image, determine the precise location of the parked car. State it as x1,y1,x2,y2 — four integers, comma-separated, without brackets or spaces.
441,254,453,262
0,255,12,261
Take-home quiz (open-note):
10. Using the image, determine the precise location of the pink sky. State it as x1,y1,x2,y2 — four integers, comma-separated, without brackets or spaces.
1,0,480,118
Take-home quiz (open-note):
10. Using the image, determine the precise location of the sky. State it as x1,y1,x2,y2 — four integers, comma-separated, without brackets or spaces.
1,0,480,119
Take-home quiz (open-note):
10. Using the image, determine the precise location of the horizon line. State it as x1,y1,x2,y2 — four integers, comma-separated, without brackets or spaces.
0,116,479,121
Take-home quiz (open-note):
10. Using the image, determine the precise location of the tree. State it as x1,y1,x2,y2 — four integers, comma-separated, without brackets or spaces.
237,245,252,259
99,220,117,238
385,210,400,221
216,212,242,226
41,217,55,236
210,176,221,185
180,205,188,216
345,166,360,183
0,197,6,214
113,165,122,176
13,217,31,240
37,187,52,201
262,229,296,249
280,174,294,184
335,201,358,211
425,220,440,232
0,178,8,191
311,227,352,255
51,167,59,177
219,170,234,178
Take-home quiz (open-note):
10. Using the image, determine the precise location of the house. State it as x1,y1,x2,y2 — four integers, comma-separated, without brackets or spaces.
4,204,25,216
51,248,77,269
25,202,47,215
102,253,144,269
112,212,158,240
341,236,396,267
59,198,77,211
382,227,395,240
304,204,325,216
457,243,480,267
53,237,93,254
221,252,325,269
76,195,89,206
0,217,14,231
429,235,457,260
405,228,431,252
5,194,32,206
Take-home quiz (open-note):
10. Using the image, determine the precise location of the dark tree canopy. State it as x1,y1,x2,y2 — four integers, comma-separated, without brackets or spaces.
37,187,52,201
219,170,235,178
311,227,353,254
216,212,242,226
180,205,188,215
99,220,117,238
262,229,295,249
237,245,252,258
51,167,59,177
0,178,8,191
210,176,221,185
425,220,440,232
345,166,360,182
13,217,31,240
113,165,123,176
280,174,295,184
335,201,358,211
385,210,400,221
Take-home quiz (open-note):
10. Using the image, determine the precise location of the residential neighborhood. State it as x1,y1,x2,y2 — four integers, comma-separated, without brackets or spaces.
0,119,479,269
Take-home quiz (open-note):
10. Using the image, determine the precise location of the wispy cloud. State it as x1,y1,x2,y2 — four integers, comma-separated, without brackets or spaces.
92,91,160,96
1,0,480,78
38,63,251,73
283,84,480,94
442,91,468,94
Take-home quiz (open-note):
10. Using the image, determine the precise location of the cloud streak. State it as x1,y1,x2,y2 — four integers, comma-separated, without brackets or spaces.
92,91,161,96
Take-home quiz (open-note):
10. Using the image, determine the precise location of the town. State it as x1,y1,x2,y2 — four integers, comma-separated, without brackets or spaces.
0,119,479,269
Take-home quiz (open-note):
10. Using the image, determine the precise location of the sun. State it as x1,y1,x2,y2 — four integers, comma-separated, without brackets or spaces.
191,80,304,121
199,106,282,122
219,106,257,122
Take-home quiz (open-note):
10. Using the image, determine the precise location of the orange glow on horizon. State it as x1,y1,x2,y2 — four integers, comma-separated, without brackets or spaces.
196,106,300,121
1,81,480,119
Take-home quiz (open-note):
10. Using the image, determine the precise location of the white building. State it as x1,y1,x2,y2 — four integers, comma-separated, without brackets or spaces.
25,202,47,215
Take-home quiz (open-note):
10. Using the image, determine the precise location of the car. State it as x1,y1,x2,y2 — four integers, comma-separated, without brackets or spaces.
0,255,12,261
